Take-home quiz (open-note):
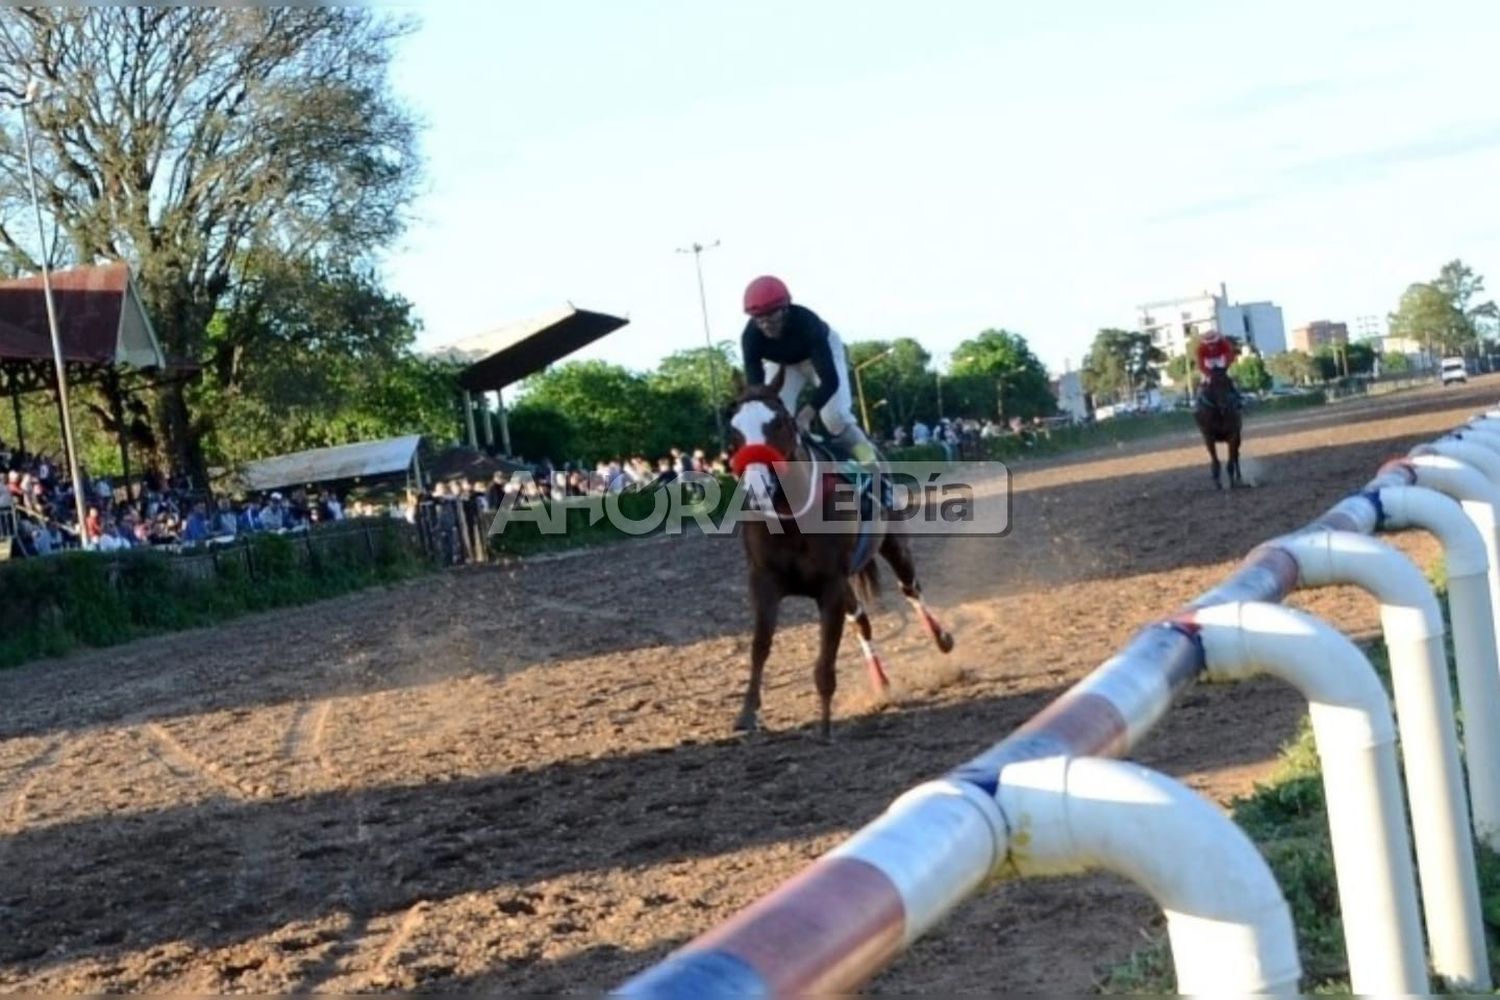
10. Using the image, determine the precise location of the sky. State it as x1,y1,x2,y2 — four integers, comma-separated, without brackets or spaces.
378,0,1500,382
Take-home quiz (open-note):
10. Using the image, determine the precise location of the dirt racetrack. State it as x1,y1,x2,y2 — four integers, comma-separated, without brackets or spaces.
2,378,1494,994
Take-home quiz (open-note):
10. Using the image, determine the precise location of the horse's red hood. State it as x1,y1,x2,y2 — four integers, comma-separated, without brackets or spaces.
730,442,788,477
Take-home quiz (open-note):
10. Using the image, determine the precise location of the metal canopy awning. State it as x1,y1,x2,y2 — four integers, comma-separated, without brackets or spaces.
234,434,424,494
429,305,630,393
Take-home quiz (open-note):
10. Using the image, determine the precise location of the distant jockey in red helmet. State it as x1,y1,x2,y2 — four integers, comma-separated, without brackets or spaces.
739,275,882,471
1195,328,1243,410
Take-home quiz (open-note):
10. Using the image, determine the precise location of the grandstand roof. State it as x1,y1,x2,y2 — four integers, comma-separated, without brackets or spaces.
427,305,629,392
0,262,172,370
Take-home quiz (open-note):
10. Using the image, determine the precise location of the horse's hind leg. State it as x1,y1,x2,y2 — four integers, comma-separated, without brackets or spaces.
846,583,891,696
736,573,778,733
880,533,955,653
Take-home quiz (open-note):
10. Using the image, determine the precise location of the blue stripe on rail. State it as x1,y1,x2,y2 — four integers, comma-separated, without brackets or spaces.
613,948,770,997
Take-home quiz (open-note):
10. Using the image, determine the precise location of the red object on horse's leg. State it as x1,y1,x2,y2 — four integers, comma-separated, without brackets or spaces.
876,533,956,654
847,592,891,694
862,641,891,693
908,597,955,654
851,615,891,692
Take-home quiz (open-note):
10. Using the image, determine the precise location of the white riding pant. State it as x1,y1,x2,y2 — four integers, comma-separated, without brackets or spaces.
763,326,858,437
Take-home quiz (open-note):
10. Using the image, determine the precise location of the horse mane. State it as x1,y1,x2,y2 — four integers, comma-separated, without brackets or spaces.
735,363,789,408
737,383,788,412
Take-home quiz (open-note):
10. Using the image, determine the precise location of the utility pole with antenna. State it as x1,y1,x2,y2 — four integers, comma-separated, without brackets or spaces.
676,239,728,452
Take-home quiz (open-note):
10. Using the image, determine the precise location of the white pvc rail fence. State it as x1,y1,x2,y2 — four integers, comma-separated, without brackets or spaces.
614,407,1500,996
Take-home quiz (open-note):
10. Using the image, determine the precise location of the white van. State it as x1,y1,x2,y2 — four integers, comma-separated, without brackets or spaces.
1441,356,1468,385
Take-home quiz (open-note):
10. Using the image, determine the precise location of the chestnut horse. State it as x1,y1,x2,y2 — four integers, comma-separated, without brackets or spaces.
1194,368,1243,489
726,382,955,740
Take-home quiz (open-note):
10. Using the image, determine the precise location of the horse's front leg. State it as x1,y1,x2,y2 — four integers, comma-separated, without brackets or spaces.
813,584,847,742
1229,431,1243,487
736,573,779,733
1204,437,1222,489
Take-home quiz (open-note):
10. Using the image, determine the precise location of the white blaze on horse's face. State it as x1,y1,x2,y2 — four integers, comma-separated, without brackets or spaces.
732,400,780,511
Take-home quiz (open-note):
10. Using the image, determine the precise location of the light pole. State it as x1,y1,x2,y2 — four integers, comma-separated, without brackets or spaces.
676,239,727,451
5,80,89,547
854,347,893,434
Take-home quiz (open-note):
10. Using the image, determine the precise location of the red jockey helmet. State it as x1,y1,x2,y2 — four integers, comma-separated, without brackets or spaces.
743,275,792,316
1201,328,1223,343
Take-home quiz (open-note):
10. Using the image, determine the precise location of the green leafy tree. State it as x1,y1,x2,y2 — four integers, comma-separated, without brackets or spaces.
0,8,422,486
1265,350,1319,386
1388,283,1468,355
1081,328,1166,403
844,337,936,437
1388,260,1499,357
190,258,457,471
1229,354,1271,393
648,342,740,412
1345,341,1375,375
949,329,1056,421
1164,333,1202,388
515,361,714,464
516,361,655,463
1166,354,1190,384
640,384,715,458
647,342,741,449
504,403,578,467
1380,351,1411,374
1435,259,1500,340
937,373,999,422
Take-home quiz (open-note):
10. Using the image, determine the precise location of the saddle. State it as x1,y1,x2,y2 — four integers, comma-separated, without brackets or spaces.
801,432,888,573
802,433,893,512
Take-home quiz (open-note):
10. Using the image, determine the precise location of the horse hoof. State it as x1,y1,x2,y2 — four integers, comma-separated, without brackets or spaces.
733,712,759,733
936,631,955,654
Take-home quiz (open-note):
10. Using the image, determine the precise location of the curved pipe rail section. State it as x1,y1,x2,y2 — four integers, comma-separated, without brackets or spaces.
1191,601,1425,995
616,402,1500,996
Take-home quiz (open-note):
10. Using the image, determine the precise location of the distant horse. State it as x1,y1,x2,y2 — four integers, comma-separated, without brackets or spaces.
725,381,955,741
1194,368,1242,489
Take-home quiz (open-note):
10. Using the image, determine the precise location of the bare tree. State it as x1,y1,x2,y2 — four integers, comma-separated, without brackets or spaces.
0,8,421,485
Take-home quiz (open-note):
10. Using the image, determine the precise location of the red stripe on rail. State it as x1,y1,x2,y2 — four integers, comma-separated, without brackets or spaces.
679,855,906,994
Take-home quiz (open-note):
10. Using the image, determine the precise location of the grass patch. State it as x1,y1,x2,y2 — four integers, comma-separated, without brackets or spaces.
1095,580,1500,994
0,521,429,671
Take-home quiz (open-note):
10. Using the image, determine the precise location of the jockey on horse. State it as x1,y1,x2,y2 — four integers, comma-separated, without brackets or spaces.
1195,328,1244,411
740,275,886,482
